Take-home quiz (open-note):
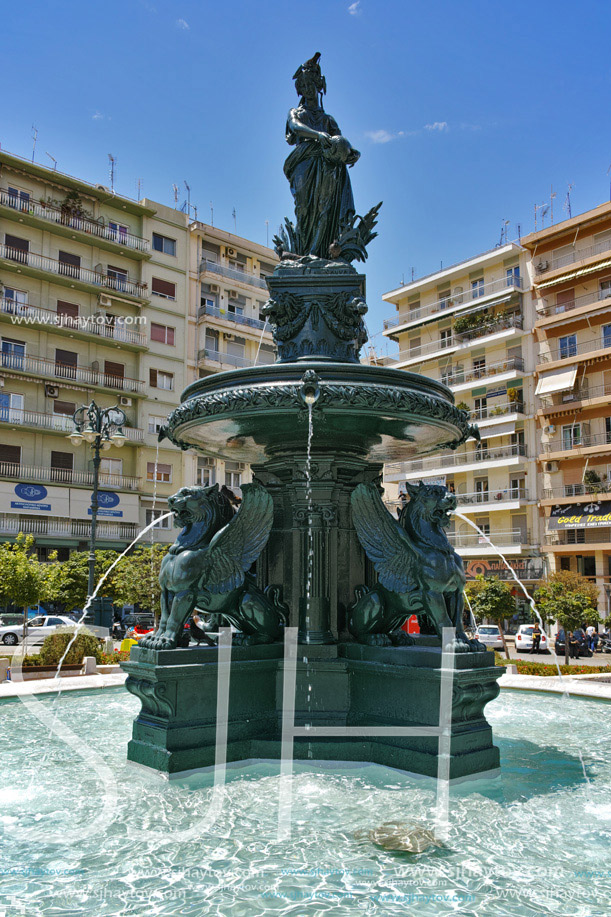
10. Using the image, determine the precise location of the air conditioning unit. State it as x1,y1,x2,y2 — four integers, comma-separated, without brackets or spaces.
544,461,559,473
119,396,132,407
227,248,237,257
210,284,220,293
99,294,112,307
45,384,59,398
536,260,549,273
544,424,556,435
228,290,238,299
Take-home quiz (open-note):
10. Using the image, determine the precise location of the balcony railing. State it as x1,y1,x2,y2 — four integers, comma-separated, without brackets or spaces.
448,529,529,548
468,401,524,421
198,348,257,368
544,432,611,453
0,351,144,393
534,237,611,275
441,357,525,388
396,315,523,362
384,275,524,330
545,529,611,546
0,244,147,298
0,188,149,253
0,513,140,540
537,286,611,318
199,304,267,331
0,461,140,491
200,259,269,291
0,408,143,440
539,383,611,409
384,443,528,477
542,483,611,499
456,488,528,505
0,297,147,346
538,335,611,364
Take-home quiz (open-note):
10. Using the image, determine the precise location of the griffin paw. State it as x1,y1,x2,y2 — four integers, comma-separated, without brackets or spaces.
391,631,415,646
362,633,392,646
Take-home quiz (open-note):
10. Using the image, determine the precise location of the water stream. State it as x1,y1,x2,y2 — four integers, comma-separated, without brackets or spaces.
253,318,269,364
304,401,314,757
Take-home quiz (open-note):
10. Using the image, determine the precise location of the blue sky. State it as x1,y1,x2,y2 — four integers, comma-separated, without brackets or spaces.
3,0,611,351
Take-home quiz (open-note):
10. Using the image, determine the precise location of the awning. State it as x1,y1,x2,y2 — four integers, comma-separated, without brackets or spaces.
536,258,611,289
548,500,611,530
479,421,516,440
535,366,578,396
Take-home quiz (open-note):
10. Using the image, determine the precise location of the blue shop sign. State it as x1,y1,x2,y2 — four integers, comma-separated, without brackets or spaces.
88,491,123,518
11,482,51,511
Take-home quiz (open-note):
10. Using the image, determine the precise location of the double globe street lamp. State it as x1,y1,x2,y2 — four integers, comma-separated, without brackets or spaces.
68,401,127,608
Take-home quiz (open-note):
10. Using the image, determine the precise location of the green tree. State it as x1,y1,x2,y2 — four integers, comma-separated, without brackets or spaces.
0,535,50,639
465,575,516,655
110,545,169,622
535,577,599,665
45,550,118,612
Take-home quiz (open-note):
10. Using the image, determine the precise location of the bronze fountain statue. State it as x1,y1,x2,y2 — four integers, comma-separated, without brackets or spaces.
123,54,502,781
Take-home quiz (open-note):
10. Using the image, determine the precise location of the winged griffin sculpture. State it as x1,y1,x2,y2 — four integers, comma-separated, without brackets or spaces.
140,482,288,649
349,482,485,652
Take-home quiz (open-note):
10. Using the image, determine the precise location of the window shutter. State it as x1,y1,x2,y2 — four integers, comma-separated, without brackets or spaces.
150,368,158,387
104,361,124,378
151,277,176,298
55,349,78,366
167,327,175,346
57,301,79,319
50,451,74,469
53,400,76,416
0,444,21,464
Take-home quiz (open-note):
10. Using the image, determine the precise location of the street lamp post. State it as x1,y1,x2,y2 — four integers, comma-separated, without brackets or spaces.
68,401,127,606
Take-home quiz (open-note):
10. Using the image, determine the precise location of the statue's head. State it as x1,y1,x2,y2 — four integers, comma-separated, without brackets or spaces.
167,483,235,532
293,51,326,104
399,482,457,530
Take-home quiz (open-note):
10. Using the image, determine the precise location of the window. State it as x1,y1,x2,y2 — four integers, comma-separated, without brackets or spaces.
151,277,176,300
56,300,79,324
108,222,128,243
409,336,421,356
506,266,520,285
474,396,487,419
148,415,166,434
226,337,245,359
198,457,215,486
555,289,575,313
476,438,490,461
151,323,175,346
104,360,124,381
0,444,21,468
439,291,451,310
439,329,452,349
147,462,172,483
562,423,581,450
1,338,25,370
0,393,24,423
152,233,176,257
472,357,486,378
3,287,28,312
225,461,243,490
606,417,611,444
205,330,219,354
7,186,30,211
149,369,174,390
599,279,611,301
475,517,490,537
146,508,171,528
100,457,123,477
603,324,611,349
107,266,129,292
471,278,485,298
58,251,81,279
559,334,577,360
4,234,29,263
475,479,489,502
50,450,73,483
53,400,76,417
257,344,275,365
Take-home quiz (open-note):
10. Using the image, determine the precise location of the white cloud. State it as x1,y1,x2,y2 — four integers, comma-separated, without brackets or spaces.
365,129,405,144
176,18,190,29
92,112,104,120
424,121,449,132
348,1,361,15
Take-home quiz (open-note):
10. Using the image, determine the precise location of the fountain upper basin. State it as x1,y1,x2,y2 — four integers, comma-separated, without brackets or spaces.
162,361,476,464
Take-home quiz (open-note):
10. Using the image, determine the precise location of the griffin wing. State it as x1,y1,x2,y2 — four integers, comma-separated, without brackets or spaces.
351,483,414,593
204,482,274,594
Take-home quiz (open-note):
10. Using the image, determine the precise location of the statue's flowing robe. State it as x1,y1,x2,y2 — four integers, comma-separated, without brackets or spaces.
284,106,355,258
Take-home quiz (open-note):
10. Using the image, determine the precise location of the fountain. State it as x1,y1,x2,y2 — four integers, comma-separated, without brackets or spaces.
123,53,503,780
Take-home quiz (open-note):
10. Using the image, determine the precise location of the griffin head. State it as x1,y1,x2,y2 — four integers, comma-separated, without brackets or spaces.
402,482,456,530
168,483,235,531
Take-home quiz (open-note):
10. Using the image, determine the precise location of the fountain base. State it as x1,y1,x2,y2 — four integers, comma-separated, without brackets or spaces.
123,642,503,780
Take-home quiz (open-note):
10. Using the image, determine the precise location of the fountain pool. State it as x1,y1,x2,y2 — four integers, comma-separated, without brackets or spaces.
1,687,610,916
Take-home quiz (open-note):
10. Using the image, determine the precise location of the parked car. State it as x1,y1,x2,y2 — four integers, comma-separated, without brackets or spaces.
0,615,78,647
515,624,549,654
555,629,592,658
474,625,505,651
115,614,154,640
0,614,25,627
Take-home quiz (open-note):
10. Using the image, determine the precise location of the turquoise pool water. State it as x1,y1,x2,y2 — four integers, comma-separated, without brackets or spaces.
1,688,610,916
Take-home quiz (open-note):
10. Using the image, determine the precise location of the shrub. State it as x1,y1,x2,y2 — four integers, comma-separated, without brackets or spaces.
98,650,130,665
493,654,610,676
38,632,102,666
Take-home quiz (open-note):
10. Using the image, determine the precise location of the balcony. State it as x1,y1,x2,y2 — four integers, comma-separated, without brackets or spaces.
0,188,149,254
538,334,611,365
545,529,611,547
468,401,525,422
448,529,529,553
536,287,611,321
542,483,611,501
0,297,147,347
442,357,525,389
0,461,140,491
539,383,611,412
200,259,269,291
383,275,524,331
384,443,528,479
0,244,147,299
198,304,267,331
0,408,143,441
0,513,140,541
456,488,529,506
543,431,611,456
394,315,523,366
534,237,611,276
0,351,145,394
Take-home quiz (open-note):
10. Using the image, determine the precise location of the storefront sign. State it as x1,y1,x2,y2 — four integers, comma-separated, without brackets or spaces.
548,500,611,530
464,557,545,581
69,489,139,523
0,482,70,516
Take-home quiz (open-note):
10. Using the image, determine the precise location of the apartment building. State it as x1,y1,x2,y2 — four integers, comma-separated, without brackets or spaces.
0,149,191,558
380,243,544,607
189,222,277,494
524,202,611,616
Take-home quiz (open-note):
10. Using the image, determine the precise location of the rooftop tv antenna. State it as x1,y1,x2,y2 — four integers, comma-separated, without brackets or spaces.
108,153,116,193
172,184,179,207
210,202,214,226
31,125,38,162
232,207,237,232
550,185,557,224
564,184,574,219
136,178,142,200
534,202,549,231
265,219,269,247
184,180,191,218
45,152,57,171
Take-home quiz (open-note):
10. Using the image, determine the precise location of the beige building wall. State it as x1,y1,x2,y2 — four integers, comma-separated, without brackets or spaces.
378,243,544,610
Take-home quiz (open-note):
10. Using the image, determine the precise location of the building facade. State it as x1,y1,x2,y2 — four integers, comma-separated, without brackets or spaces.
524,202,611,617
380,243,544,610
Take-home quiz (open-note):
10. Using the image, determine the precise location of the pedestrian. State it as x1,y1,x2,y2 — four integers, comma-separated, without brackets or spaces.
568,631,580,660
531,622,542,654
586,623,597,652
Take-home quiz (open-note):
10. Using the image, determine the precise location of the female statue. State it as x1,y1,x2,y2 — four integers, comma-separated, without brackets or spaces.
284,53,360,259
